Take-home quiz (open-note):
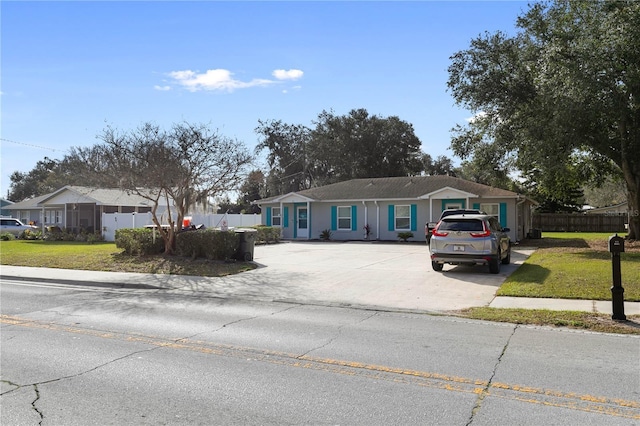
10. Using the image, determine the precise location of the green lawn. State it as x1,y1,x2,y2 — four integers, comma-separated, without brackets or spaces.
0,240,255,276
499,232,640,301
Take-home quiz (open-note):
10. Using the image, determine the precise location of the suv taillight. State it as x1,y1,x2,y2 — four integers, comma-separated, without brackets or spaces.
432,223,448,237
470,223,491,238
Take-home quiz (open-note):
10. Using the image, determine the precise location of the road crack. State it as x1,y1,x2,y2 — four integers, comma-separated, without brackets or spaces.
174,304,301,343
466,324,518,425
297,311,379,358
2,347,160,424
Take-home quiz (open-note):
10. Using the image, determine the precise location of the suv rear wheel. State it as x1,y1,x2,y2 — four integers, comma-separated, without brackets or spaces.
432,261,443,272
489,251,501,274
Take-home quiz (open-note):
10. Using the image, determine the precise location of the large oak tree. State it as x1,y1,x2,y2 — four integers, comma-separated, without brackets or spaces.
448,0,640,238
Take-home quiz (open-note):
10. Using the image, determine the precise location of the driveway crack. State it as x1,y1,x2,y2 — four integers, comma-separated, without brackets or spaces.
466,324,518,425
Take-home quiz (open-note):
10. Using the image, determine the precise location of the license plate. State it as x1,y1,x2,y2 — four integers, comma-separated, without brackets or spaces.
453,245,465,252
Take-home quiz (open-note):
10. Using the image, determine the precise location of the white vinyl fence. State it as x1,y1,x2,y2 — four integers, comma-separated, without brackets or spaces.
101,212,261,242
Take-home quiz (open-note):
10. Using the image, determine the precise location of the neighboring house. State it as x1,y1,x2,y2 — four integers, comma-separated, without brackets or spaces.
2,186,170,233
1,198,14,217
254,176,536,242
584,202,628,215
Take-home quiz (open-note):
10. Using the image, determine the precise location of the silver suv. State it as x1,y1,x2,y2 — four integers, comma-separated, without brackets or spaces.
1,218,38,236
430,214,511,274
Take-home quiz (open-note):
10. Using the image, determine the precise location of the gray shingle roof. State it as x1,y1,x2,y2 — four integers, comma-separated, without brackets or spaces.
260,176,517,203
58,186,157,206
5,186,162,208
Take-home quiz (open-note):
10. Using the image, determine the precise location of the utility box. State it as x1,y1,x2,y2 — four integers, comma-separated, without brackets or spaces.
608,234,625,253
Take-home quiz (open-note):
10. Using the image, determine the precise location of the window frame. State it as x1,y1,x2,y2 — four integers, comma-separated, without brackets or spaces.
271,207,282,227
480,203,500,219
395,205,411,231
337,206,352,230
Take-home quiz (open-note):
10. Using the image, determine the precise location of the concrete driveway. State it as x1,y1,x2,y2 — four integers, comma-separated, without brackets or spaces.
220,241,534,312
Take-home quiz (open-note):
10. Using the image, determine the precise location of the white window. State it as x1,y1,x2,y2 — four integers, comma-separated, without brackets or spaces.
337,206,351,230
45,210,62,224
395,205,411,230
480,203,499,219
272,207,281,226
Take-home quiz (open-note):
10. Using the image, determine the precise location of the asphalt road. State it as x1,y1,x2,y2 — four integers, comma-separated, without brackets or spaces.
2,279,639,425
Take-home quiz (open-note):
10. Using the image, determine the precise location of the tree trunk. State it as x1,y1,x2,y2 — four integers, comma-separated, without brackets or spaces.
622,160,639,241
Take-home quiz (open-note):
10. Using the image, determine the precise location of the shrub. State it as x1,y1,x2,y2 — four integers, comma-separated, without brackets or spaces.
0,232,15,241
319,229,332,241
176,229,239,260
252,225,281,244
43,227,77,241
20,229,42,240
397,231,414,242
115,228,164,255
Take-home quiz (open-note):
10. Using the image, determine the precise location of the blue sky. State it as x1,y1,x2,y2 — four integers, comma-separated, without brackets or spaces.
1,1,529,199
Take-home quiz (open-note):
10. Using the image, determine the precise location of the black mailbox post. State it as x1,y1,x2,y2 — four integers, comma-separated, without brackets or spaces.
608,234,626,321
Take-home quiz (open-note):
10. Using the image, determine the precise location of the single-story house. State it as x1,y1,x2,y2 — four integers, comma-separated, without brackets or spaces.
254,176,537,242
2,186,170,233
584,202,628,215
1,198,14,217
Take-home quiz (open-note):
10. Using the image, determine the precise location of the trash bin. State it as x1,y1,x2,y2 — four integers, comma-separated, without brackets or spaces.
234,228,257,261
527,229,542,240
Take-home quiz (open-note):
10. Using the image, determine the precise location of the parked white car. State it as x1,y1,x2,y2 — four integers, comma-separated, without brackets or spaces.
1,218,38,236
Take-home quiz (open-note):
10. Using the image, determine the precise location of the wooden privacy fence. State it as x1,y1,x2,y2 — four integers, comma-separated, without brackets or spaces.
533,213,627,233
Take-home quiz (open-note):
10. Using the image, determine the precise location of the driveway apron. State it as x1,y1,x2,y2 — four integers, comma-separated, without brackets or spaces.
221,241,533,312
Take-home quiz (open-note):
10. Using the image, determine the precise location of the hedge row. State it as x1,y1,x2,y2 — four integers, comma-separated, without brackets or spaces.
115,228,165,255
175,229,239,260
115,226,281,258
252,225,281,244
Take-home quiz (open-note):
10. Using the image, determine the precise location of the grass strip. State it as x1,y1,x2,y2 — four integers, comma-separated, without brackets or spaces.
459,307,640,335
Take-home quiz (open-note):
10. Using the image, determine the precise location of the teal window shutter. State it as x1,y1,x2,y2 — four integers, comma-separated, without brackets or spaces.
388,205,395,231
410,204,417,232
331,206,337,231
283,207,289,228
266,207,272,226
473,203,480,210
499,203,507,227
351,205,357,231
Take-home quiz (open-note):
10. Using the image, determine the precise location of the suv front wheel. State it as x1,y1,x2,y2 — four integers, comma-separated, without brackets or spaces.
501,247,511,265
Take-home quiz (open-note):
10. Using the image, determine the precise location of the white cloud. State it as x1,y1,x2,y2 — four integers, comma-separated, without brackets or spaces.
272,69,304,80
466,111,487,123
168,69,275,92
163,68,304,93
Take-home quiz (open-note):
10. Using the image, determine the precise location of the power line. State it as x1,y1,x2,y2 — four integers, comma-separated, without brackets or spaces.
0,138,66,153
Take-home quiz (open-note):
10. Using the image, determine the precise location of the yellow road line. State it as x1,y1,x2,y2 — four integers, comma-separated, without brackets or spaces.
3,314,638,419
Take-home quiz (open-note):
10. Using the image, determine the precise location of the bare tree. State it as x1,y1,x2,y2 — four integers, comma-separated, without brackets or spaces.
99,122,253,254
